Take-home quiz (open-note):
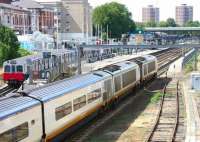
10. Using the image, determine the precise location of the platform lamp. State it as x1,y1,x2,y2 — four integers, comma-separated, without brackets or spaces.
54,7,59,51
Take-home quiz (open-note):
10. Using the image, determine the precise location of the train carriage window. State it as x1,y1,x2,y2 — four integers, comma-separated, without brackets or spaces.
16,65,23,72
11,65,15,73
73,95,86,111
4,65,10,73
87,89,101,103
0,122,28,142
55,102,72,121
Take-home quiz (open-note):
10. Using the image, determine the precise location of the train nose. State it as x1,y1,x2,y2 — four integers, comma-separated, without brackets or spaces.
3,73,25,81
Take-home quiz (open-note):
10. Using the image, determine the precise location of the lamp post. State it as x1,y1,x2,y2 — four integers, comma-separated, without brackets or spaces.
23,12,26,35
54,7,59,51
0,8,3,25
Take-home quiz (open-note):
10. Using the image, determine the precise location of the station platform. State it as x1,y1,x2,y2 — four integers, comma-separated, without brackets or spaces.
81,49,160,74
166,55,200,142
182,75,200,142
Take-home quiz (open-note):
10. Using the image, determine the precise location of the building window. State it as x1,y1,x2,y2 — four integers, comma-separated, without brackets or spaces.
87,89,101,103
55,102,72,121
73,95,86,111
0,122,29,142
7,16,10,23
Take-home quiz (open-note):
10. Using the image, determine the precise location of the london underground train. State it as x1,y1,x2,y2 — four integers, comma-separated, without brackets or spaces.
0,55,157,142
2,50,78,87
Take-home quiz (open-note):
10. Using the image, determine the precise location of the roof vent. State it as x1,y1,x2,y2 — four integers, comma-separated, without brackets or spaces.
93,73,103,77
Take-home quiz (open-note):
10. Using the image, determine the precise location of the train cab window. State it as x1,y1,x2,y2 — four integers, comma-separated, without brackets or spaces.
87,89,101,103
73,95,86,111
16,65,23,72
0,122,29,142
55,102,72,121
11,65,15,73
4,65,10,73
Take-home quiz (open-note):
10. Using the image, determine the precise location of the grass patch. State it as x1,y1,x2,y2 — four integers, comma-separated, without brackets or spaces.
144,91,164,104
150,92,163,104
184,51,200,73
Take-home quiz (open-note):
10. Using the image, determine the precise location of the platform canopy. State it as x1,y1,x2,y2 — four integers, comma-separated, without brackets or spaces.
145,27,200,32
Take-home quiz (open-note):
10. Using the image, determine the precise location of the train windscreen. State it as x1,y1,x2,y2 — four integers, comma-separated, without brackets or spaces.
17,65,23,72
4,65,10,73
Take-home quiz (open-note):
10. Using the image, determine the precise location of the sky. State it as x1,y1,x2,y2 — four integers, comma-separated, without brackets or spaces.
88,0,200,22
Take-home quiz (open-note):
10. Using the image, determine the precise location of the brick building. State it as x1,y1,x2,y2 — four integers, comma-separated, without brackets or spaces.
39,10,54,34
0,0,11,4
12,0,54,34
0,3,30,34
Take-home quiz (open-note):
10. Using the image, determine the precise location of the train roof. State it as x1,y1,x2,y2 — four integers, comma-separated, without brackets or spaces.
0,71,111,120
3,49,77,65
142,55,157,61
100,61,139,74
130,55,156,64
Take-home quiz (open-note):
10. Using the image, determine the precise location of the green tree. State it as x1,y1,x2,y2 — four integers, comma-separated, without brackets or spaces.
136,22,145,30
159,21,168,27
0,42,9,65
18,48,31,57
166,18,176,27
184,21,200,27
145,21,157,27
92,2,136,38
0,26,20,64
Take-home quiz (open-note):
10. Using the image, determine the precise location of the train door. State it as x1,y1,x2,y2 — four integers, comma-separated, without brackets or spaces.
59,55,62,73
103,79,113,102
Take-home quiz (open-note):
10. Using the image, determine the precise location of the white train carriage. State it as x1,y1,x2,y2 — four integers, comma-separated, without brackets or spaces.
0,71,112,142
130,55,158,82
101,61,140,103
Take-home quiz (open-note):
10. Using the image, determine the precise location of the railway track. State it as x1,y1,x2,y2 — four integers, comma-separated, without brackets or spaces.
67,78,169,142
66,48,189,142
145,80,181,142
0,86,17,97
156,48,190,76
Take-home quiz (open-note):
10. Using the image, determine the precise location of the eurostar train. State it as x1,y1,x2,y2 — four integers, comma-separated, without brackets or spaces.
0,55,157,142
